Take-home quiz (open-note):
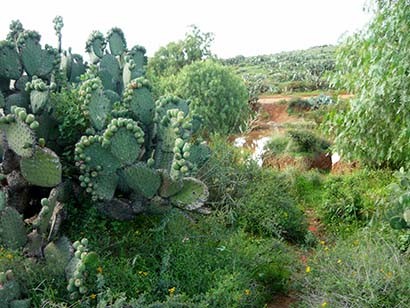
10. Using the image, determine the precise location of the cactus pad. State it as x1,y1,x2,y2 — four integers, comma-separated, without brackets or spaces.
79,141,121,174
26,76,50,113
0,41,22,79
123,163,161,198
128,45,147,70
107,28,127,56
93,173,119,200
20,146,62,187
44,236,72,276
170,177,209,211
123,79,154,125
159,170,183,198
104,118,145,165
100,54,121,80
4,93,29,113
0,207,27,250
1,113,35,158
79,77,112,130
19,32,58,77
85,30,106,61
187,142,211,169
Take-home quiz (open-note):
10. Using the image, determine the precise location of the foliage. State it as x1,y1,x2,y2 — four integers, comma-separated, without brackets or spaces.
62,209,295,306
197,135,259,214
147,26,214,97
237,169,308,243
224,45,336,95
296,230,410,307
175,60,251,135
327,0,410,169
318,170,392,234
264,129,331,157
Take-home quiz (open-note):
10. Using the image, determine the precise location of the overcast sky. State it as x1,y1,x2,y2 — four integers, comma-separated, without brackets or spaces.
0,0,372,59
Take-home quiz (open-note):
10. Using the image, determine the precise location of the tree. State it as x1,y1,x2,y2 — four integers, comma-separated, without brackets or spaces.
148,25,214,78
175,60,250,135
327,0,410,169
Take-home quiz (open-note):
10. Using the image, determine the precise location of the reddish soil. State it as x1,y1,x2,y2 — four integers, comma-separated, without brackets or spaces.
268,294,298,308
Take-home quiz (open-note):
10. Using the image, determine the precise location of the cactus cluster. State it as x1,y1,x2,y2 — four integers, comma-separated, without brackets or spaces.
66,238,102,300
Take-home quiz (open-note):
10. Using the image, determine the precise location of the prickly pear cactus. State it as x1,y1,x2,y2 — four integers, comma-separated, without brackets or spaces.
66,238,102,300
0,106,62,188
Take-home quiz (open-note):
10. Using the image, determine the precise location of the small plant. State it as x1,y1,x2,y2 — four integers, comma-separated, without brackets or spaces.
237,170,308,243
297,230,410,307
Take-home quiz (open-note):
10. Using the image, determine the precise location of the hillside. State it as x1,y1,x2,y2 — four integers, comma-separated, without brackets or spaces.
223,45,336,95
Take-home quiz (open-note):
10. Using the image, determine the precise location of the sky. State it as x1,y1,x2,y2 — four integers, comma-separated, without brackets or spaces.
0,0,372,59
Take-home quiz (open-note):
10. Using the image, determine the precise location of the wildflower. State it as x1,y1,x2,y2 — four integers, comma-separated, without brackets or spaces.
324,246,329,251
321,301,328,307
386,271,393,279
353,239,359,246
320,240,326,245
168,287,176,295
305,266,311,273
244,289,251,296
138,271,148,276
90,294,96,300
337,259,342,264
97,266,103,274
6,254,13,260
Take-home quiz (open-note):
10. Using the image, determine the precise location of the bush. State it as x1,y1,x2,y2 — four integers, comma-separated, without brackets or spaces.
318,170,393,234
175,60,251,135
297,230,410,307
197,135,259,214
237,169,308,243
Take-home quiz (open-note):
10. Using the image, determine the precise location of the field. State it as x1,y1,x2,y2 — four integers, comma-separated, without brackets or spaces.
222,45,336,95
0,1,409,307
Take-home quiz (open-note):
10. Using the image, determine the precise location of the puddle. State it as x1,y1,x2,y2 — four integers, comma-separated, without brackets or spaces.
331,152,340,164
234,135,271,167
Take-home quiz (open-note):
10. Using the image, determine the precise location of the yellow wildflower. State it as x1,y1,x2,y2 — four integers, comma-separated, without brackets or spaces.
97,266,103,274
321,301,328,307
305,266,311,273
168,287,176,295
6,254,13,260
337,259,342,264
90,293,97,300
244,289,251,296
320,240,326,245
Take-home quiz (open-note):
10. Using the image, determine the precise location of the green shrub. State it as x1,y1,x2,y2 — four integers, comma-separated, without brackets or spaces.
297,230,410,307
264,135,291,156
319,170,393,234
197,135,259,214
287,98,312,114
287,129,330,155
237,170,308,243
175,60,251,135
